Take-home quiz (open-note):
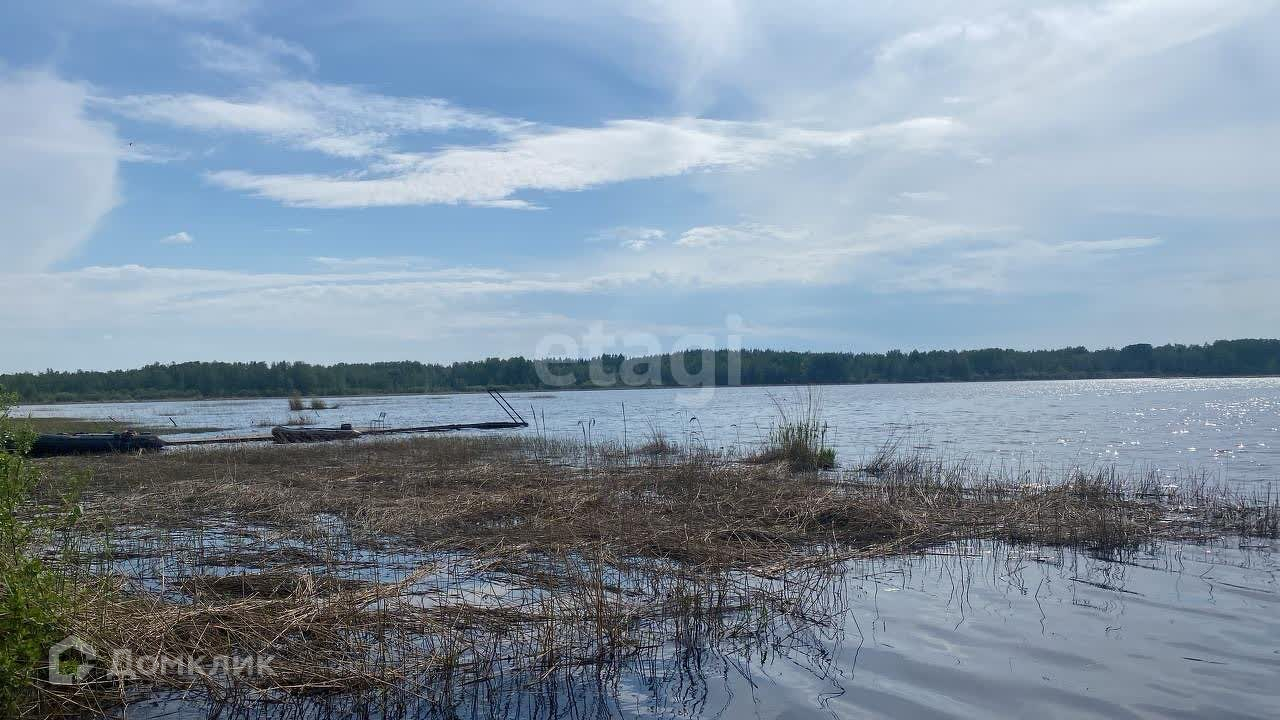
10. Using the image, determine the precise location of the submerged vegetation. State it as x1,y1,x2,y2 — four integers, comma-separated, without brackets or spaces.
3,429,1274,716
5,338,1280,402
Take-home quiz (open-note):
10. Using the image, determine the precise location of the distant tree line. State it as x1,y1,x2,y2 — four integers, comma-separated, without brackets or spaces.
3,339,1278,403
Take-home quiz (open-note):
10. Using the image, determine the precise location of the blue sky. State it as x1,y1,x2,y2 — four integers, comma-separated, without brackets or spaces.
2,0,1278,372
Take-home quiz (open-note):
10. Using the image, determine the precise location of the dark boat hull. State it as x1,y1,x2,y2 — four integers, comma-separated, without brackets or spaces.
271,426,362,444
30,432,166,457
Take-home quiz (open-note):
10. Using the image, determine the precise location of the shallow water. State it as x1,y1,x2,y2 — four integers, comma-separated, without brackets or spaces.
106,537,1280,719
711,540,1280,719
19,377,1280,485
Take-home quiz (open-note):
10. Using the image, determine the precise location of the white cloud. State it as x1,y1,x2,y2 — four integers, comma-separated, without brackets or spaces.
561,0,1277,303
187,33,316,77
469,198,545,210
309,256,430,270
102,92,315,135
1059,237,1162,253
590,226,666,251
0,221,1160,336
899,191,948,202
0,70,119,271
99,81,524,159
675,224,800,248
203,115,956,208
0,262,592,369
160,231,195,245
7,1,1274,368
879,235,1167,294
119,141,188,164
94,14,968,211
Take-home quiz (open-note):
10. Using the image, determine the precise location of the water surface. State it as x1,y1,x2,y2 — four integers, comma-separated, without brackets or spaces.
19,377,1280,485
110,538,1280,719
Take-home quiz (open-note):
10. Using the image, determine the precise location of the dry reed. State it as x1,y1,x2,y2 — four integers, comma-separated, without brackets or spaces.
19,434,1278,717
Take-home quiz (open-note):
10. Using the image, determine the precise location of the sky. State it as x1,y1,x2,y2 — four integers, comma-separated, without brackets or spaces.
1,0,1278,372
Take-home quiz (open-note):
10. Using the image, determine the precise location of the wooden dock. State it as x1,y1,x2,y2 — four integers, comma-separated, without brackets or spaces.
165,390,528,448
165,419,527,447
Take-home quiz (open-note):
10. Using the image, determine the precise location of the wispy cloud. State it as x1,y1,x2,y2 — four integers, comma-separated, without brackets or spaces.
1059,237,1163,253
309,256,431,270
119,141,188,164
98,81,525,159
93,13,967,211
159,231,195,245
187,33,315,77
203,116,957,208
589,226,666,251
899,191,948,202
675,224,802,249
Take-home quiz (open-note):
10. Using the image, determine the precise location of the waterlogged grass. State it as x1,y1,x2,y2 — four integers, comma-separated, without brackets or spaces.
747,389,836,471
287,394,332,413
8,420,1279,717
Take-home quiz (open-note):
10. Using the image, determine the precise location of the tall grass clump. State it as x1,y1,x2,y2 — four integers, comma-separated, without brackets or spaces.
749,389,835,472
308,398,331,410
287,393,305,412
0,389,82,712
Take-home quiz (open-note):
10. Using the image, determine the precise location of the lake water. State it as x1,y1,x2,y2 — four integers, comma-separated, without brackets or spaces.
18,377,1280,486
25,377,1280,719
112,537,1280,720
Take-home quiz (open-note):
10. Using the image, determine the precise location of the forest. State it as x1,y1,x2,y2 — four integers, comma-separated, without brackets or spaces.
3,339,1278,403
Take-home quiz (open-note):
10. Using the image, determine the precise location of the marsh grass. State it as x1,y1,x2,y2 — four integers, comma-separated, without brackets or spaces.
48,435,1278,567
287,394,305,412
635,424,677,456
16,432,1280,718
747,389,835,471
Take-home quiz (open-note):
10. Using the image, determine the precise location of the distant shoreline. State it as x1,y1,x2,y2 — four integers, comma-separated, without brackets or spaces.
14,372,1280,408
8,340,1279,405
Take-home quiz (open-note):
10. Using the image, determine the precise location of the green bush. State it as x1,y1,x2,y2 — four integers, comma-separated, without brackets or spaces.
0,388,78,711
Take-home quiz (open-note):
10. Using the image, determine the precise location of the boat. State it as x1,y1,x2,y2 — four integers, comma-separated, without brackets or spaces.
30,431,166,457
271,424,362,444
